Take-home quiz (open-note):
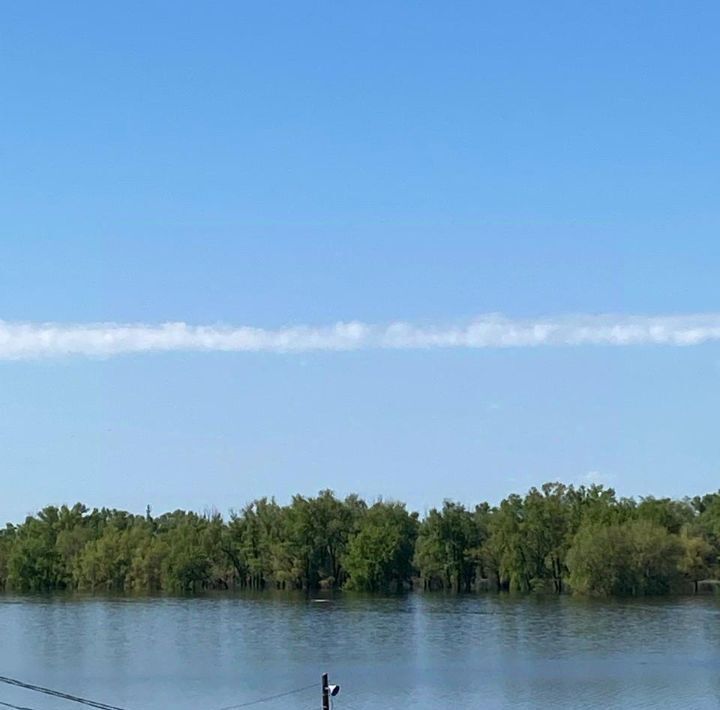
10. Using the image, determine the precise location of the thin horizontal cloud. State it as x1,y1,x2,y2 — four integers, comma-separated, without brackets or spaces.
1,314,720,359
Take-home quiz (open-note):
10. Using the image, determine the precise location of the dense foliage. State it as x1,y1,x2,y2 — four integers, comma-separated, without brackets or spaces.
1,484,719,596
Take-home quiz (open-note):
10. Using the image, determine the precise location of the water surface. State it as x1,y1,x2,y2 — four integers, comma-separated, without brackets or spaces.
1,593,718,709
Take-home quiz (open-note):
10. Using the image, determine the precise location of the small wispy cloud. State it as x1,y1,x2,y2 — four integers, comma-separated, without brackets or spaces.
1,313,720,360
577,470,616,488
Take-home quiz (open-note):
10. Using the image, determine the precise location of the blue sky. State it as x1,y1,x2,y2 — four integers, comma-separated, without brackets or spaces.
1,2,719,522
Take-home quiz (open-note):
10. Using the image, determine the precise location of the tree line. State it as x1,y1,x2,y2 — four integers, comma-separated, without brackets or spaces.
0,483,719,596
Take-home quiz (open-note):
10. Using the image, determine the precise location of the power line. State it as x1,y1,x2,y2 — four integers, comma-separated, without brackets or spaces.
0,676,130,710
0,700,46,710
214,682,318,710
0,673,322,710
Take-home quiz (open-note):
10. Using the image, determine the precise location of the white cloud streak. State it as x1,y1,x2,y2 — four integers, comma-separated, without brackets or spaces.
1,314,720,359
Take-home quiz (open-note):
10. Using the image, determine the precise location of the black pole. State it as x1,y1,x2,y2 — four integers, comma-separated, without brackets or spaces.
322,672,330,710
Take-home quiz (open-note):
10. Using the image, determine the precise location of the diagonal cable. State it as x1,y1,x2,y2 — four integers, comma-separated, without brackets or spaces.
214,682,318,710
0,700,48,710
0,676,129,710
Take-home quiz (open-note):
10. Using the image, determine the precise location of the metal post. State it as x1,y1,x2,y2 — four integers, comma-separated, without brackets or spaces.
322,672,330,710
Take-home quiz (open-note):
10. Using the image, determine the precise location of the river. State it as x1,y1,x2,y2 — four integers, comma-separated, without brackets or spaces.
0,593,718,709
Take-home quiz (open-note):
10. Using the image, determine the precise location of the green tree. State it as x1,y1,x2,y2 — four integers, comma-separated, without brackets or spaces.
568,519,682,596
415,501,482,592
0,524,15,589
635,497,694,534
678,530,715,593
522,483,572,593
344,502,418,592
7,507,66,591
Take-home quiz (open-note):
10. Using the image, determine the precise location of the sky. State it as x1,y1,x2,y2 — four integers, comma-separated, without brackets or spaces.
1,1,719,523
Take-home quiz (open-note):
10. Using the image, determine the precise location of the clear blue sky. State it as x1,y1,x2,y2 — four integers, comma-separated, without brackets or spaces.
1,2,719,522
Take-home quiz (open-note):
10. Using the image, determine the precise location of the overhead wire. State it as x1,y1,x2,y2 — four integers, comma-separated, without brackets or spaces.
213,682,318,710
0,676,129,710
0,673,321,710
0,700,48,710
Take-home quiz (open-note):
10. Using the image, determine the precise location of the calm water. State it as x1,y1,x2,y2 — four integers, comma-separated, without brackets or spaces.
1,593,719,709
